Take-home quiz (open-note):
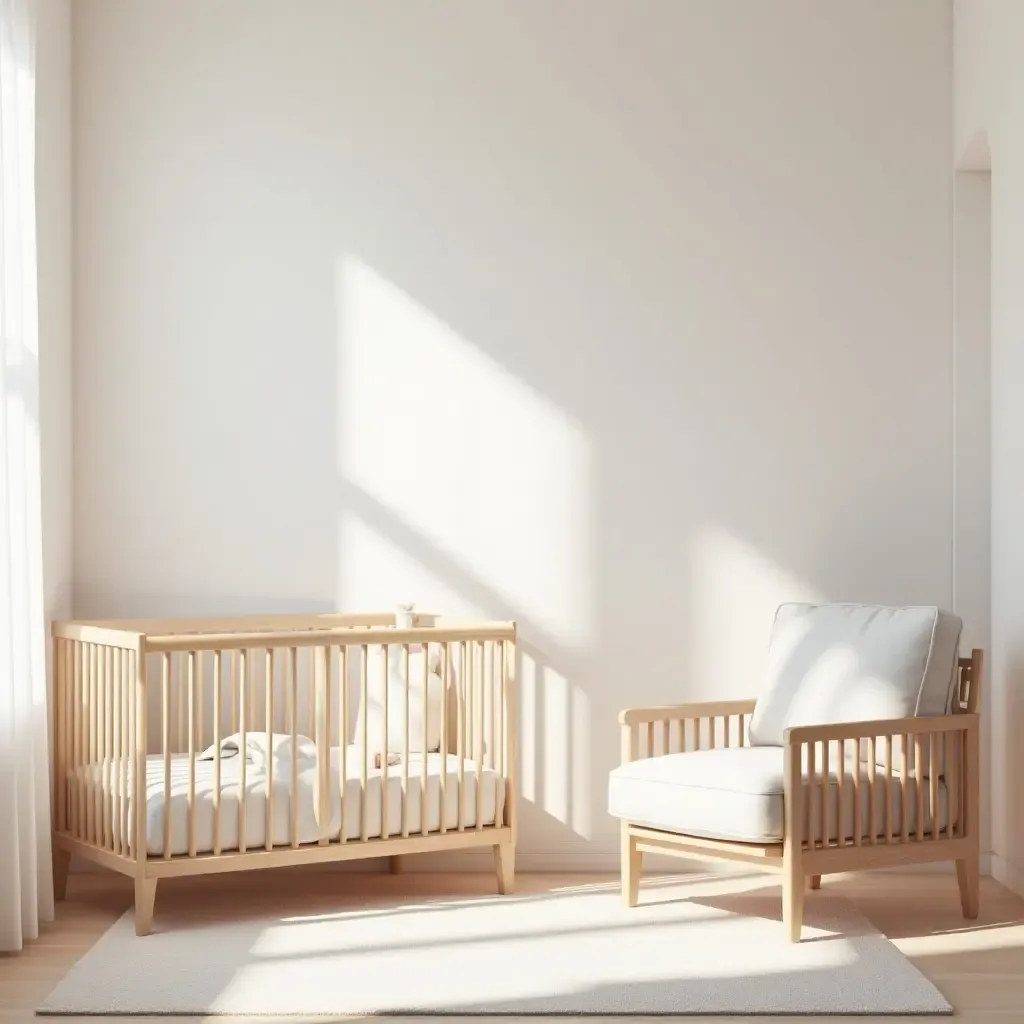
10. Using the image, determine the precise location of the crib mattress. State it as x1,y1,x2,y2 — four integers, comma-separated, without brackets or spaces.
70,748,505,857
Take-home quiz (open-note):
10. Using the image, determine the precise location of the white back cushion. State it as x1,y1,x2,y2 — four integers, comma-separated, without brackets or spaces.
748,604,962,768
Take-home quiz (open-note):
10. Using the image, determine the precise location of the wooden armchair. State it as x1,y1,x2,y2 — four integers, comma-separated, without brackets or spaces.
609,603,982,941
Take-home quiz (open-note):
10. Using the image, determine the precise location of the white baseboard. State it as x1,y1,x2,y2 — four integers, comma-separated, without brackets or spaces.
990,853,1024,895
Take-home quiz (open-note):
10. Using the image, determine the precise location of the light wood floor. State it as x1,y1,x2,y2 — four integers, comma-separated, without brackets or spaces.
3,869,1023,1021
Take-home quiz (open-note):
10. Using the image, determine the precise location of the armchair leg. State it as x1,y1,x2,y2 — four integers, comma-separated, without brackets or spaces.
782,854,805,942
809,874,821,891
956,852,980,919
621,825,642,907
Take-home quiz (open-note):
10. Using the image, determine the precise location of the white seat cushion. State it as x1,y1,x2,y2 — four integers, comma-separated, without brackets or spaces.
748,603,962,773
608,747,952,844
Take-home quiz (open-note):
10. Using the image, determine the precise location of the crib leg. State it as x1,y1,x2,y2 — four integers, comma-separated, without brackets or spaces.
52,846,71,901
494,842,515,895
134,878,158,936
388,855,404,875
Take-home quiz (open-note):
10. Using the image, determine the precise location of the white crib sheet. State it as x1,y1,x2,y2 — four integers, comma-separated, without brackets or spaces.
70,747,505,857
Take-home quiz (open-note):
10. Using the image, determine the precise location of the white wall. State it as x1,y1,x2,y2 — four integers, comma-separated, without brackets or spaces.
954,0,1024,895
75,0,960,865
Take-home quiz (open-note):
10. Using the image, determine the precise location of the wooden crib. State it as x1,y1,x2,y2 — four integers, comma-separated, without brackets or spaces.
50,612,517,934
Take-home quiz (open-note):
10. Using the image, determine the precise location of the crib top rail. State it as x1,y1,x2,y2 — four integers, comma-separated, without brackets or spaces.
146,622,516,652
52,615,516,651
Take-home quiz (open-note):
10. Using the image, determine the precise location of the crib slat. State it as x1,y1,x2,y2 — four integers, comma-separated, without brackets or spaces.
230,649,238,733
178,653,186,753
69,642,79,839
475,641,484,831
239,649,248,854
213,651,223,856
187,651,197,857
54,641,64,835
86,643,95,845
439,643,449,835
59,640,69,837
930,733,940,840
162,652,172,859
689,717,699,752
125,649,134,855
317,646,330,846
807,741,816,849
380,645,390,840
197,651,204,752
339,645,348,845
290,646,299,848
106,646,115,849
457,643,465,832
401,644,410,838
69,642,78,837
421,642,429,836
820,740,830,847
738,714,745,748
490,641,498,770
265,648,274,852
359,645,369,843
308,647,315,743
111,648,120,854
867,736,877,844
97,647,106,849
723,715,731,749
491,641,500,813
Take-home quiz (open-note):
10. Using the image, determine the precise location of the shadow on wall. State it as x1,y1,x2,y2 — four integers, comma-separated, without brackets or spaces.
73,1,955,859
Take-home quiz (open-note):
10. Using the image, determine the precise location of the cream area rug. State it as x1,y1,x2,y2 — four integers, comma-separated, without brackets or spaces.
39,875,951,1016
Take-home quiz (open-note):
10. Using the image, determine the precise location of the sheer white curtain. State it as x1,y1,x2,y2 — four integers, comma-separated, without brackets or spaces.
0,0,54,952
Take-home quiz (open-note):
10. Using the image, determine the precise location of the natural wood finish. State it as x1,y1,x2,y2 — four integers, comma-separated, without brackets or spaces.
265,648,274,852
339,644,348,845
783,739,804,940
619,699,756,727
380,645,390,840
238,649,248,855
161,653,172,860
133,877,157,936
621,827,642,906
616,650,984,943
494,841,515,894
475,642,484,831
213,651,223,856
420,643,429,835
146,825,512,878
146,623,515,653
51,846,71,901
50,615,517,934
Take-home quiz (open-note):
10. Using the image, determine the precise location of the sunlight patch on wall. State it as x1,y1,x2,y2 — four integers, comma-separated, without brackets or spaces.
338,492,591,835
336,256,592,648
689,524,823,698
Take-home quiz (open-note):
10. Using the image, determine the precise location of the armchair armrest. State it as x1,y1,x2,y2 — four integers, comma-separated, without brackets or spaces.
780,710,981,850
619,699,757,727
619,699,757,763
783,712,977,747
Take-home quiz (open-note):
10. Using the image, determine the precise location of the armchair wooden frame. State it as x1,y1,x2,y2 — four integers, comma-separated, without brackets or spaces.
618,649,983,941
